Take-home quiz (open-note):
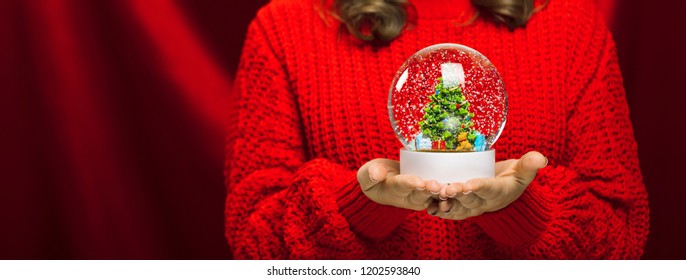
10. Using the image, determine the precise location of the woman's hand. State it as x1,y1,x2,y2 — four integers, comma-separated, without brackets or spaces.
427,151,548,220
357,159,444,211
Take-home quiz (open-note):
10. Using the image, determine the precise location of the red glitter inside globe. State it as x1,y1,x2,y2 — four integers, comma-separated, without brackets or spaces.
388,44,507,151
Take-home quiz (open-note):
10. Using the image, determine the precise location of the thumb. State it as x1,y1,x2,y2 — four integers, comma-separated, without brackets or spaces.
513,151,548,186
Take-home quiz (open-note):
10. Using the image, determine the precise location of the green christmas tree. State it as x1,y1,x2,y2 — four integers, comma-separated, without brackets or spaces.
419,77,477,150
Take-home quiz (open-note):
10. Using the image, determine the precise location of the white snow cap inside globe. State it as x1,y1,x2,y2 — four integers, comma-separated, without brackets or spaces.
388,43,507,152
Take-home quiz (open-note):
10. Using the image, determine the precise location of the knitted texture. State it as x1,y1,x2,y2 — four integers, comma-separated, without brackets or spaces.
225,0,649,259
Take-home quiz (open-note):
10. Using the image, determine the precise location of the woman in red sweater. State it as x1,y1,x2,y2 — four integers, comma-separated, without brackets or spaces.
225,0,649,259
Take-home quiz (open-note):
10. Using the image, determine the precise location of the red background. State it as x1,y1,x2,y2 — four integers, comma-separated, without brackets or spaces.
0,0,684,259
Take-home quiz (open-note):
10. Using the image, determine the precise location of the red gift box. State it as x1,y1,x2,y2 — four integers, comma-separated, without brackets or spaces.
432,140,446,150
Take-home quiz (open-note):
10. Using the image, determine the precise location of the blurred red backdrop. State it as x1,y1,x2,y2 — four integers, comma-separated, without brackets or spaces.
0,0,684,259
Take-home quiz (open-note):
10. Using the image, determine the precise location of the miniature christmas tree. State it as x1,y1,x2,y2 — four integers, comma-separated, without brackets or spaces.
418,77,478,151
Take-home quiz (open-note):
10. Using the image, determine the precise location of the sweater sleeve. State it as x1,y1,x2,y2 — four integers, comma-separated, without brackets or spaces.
224,14,411,259
471,8,649,259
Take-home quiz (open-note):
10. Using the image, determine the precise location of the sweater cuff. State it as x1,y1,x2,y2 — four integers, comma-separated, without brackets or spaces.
333,176,412,240
472,181,555,247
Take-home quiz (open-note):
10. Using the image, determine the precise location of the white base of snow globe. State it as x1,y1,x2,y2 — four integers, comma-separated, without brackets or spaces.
399,149,495,183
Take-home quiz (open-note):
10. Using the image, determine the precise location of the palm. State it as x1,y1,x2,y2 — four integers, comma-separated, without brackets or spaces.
428,151,547,220
357,159,443,211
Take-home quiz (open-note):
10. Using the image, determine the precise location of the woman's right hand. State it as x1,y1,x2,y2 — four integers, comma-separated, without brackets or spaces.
357,159,446,211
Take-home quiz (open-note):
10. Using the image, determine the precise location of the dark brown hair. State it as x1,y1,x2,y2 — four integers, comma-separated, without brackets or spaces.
329,0,546,41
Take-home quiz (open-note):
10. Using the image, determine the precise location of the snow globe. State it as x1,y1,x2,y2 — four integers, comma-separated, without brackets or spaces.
388,43,507,183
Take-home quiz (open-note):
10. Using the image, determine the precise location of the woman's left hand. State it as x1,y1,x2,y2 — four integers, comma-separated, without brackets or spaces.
427,151,548,220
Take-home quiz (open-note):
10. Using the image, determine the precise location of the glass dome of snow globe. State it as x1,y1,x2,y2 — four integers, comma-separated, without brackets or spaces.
388,43,508,183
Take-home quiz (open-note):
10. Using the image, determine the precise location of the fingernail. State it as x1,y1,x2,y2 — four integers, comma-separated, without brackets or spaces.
542,157,549,168
439,196,447,201
463,191,472,195
448,193,457,198
416,187,425,191
369,172,379,183
443,207,453,214
429,209,438,215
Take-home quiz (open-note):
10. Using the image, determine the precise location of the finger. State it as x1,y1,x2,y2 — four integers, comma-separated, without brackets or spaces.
452,203,471,219
425,180,442,195
357,159,398,191
406,187,434,209
426,200,439,216
441,200,470,220
438,199,454,213
439,182,462,199
385,174,425,198
513,151,547,186
494,159,517,176
464,177,501,200
456,192,485,209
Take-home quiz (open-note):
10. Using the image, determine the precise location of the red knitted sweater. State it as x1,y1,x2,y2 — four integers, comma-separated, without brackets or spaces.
225,0,649,259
